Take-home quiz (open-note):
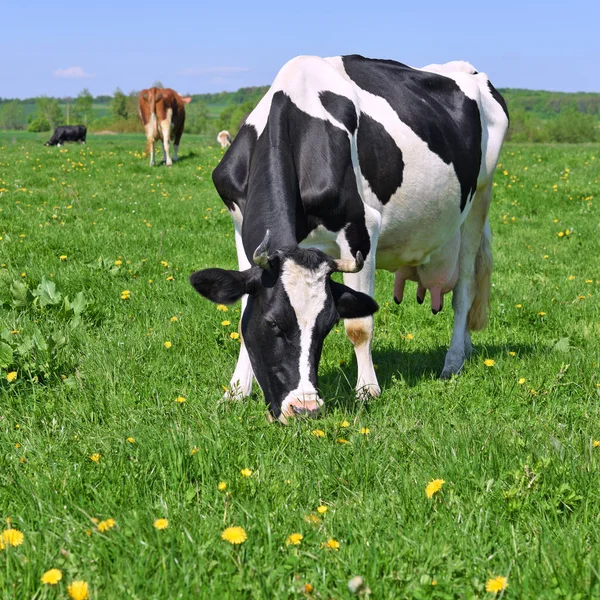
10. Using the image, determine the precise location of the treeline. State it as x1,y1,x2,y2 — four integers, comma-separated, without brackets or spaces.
1,86,599,142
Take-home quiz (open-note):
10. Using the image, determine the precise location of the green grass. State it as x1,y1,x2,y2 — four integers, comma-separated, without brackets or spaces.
1,133,599,599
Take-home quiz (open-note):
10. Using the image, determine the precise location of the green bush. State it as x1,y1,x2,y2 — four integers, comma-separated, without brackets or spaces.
27,116,51,132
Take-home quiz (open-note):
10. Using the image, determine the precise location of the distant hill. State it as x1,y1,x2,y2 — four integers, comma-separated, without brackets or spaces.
1,86,598,142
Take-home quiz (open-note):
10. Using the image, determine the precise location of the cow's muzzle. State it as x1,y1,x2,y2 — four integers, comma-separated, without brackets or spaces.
278,394,323,424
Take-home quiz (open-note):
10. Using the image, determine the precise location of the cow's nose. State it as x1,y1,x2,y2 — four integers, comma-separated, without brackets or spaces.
279,395,324,423
291,404,322,418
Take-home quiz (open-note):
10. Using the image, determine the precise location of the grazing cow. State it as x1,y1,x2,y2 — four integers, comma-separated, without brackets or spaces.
138,87,191,166
45,125,86,146
190,55,509,423
217,130,232,148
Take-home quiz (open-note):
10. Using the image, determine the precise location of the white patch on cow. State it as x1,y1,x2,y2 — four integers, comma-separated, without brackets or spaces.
279,259,330,413
246,56,358,138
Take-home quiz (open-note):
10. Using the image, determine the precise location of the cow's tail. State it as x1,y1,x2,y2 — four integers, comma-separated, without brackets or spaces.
467,217,493,331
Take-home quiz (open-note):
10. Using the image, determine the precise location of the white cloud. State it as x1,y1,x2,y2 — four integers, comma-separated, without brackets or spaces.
54,66,94,79
177,66,249,76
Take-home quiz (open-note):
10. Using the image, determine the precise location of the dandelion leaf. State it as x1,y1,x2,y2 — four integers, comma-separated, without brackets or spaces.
11,280,32,308
35,277,62,307
552,337,570,353
71,291,88,316
0,341,13,368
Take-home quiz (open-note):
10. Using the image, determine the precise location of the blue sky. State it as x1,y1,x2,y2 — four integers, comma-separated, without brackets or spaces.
2,0,598,98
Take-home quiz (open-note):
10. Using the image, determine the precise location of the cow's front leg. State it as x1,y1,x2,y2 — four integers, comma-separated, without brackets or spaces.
225,294,254,400
224,206,255,400
339,216,381,399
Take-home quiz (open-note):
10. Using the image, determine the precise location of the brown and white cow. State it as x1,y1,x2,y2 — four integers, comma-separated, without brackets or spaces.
217,130,232,148
138,87,191,166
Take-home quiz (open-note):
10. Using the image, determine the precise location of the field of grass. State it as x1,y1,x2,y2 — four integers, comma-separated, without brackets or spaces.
1,132,599,599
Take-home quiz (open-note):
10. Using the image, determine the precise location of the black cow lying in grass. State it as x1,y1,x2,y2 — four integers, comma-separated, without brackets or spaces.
45,125,87,146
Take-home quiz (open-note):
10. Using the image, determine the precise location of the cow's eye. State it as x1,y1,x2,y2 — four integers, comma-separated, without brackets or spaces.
266,319,282,334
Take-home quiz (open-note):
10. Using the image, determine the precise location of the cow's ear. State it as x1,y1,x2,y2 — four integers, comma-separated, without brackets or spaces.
330,281,378,319
190,268,260,305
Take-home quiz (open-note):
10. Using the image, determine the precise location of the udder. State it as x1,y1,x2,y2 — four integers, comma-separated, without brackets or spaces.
393,231,460,314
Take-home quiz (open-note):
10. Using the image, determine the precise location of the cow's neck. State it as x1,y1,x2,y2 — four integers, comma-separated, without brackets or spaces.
241,138,304,261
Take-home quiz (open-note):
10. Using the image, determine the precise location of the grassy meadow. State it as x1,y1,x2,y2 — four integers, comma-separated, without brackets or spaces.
1,132,599,599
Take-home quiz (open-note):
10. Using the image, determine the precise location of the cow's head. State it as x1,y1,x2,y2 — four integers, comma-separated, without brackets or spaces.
190,232,378,423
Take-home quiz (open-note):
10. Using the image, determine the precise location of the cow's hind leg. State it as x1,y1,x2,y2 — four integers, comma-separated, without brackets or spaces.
160,119,172,166
441,185,493,378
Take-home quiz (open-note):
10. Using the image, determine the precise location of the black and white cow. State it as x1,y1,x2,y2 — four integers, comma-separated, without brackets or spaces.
190,55,509,423
45,125,87,146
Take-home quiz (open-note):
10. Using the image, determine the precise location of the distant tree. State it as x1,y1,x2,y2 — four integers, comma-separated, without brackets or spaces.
217,100,256,136
28,116,51,132
185,102,210,134
126,91,139,121
74,88,93,125
0,100,25,130
152,81,164,89
546,105,598,143
110,87,128,120
34,97,63,129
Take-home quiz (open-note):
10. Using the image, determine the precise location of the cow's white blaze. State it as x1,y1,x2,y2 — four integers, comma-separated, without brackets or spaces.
279,259,330,416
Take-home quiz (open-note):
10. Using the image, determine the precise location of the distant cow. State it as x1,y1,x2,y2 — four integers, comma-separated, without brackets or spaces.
217,130,232,148
45,125,86,146
138,87,191,166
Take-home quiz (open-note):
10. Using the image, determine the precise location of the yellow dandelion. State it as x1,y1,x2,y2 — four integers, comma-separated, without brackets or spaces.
286,533,303,546
557,231,564,237
190,447,199,455
2,529,24,546
218,481,227,491
217,304,228,312
304,583,314,593
336,438,351,444
538,311,546,316
164,341,172,348
516,304,522,308
425,478,445,499
317,505,328,514
568,275,575,281
518,378,526,385
311,429,326,438
406,333,414,340
160,261,169,267
485,576,508,593
593,441,600,448
230,332,240,340
221,526,247,545
41,568,62,585
114,259,122,266
170,316,178,322
484,359,495,367
6,371,17,383
153,518,168,530
166,275,174,281
59,255,67,261
304,514,321,524
89,453,100,463
127,437,135,443
325,538,340,550
509,351,516,357
221,320,231,326
175,396,186,403
340,420,350,428
97,518,116,532
67,580,89,600
240,468,253,477
360,427,370,435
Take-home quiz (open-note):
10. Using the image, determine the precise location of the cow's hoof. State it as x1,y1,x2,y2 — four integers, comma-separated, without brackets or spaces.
393,295,401,305
440,363,463,380
356,383,381,399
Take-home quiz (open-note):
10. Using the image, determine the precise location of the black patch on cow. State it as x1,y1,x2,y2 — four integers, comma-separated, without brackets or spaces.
487,81,510,122
240,91,370,261
319,91,357,133
212,124,257,212
357,113,404,204
342,54,482,211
